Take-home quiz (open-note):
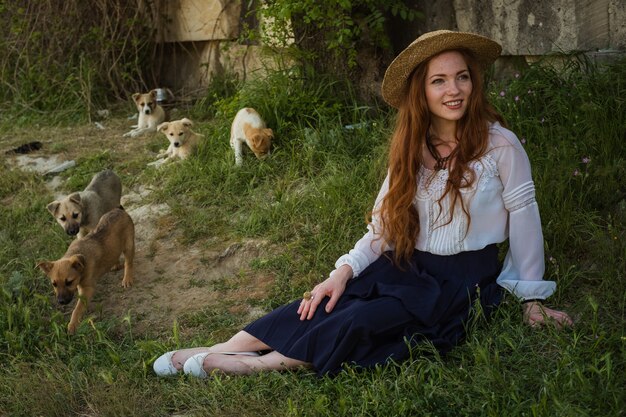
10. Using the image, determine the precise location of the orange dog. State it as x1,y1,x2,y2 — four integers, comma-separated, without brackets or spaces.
230,108,273,166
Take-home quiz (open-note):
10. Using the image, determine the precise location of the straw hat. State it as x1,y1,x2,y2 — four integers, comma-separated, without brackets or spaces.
381,30,502,108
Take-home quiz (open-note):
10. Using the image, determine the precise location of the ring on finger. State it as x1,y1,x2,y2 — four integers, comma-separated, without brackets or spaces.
303,291,313,301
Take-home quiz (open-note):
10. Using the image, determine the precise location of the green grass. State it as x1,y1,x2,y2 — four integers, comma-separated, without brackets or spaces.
1,57,625,416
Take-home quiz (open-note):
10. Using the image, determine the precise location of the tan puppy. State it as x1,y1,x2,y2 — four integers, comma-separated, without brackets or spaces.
123,90,166,138
47,169,122,238
37,208,135,334
230,108,273,166
150,118,202,166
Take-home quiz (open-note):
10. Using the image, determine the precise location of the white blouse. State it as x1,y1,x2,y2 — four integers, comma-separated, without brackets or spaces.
334,122,556,301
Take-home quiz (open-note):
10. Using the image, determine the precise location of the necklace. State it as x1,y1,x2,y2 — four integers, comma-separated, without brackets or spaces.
426,132,457,170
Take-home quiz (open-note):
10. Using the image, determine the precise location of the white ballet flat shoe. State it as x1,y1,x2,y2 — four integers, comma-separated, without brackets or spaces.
183,352,211,378
153,351,179,377
183,351,261,378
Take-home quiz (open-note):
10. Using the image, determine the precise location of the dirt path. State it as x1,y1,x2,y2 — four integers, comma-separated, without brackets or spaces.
4,118,273,338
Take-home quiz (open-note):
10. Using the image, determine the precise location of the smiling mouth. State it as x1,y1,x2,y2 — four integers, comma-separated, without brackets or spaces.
444,100,463,108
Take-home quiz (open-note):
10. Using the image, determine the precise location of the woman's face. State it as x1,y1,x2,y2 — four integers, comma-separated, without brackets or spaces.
424,51,473,127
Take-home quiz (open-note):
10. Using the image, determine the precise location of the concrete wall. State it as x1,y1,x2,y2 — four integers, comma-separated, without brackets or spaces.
159,0,626,94
158,0,241,42
407,0,625,55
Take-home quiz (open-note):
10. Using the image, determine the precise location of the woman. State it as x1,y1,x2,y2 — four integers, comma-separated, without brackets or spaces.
153,30,573,378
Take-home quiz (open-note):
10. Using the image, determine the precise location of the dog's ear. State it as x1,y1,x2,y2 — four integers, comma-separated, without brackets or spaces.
251,134,264,148
69,255,85,272
47,201,60,215
157,122,169,132
149,90,157,99
36,261,53,275
263,128,274,138
132,93,140,102
181,118,193,128
68,192,81,206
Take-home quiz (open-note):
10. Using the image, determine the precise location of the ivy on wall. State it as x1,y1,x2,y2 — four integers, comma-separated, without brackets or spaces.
244,0,422,77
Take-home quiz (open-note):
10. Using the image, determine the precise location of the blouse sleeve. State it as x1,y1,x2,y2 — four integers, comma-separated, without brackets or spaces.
333,173,391,277
492,129,557,300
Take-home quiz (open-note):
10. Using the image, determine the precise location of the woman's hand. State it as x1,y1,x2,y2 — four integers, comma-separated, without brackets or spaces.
523,301,573,328
297,264,353,321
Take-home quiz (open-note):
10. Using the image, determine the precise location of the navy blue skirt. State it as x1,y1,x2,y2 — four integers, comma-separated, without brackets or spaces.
244,245,503,375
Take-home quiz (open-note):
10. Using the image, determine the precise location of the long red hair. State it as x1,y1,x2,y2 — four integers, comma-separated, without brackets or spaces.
377,49,505,266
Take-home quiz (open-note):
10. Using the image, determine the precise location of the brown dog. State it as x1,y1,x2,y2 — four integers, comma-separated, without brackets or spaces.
37,208,135,334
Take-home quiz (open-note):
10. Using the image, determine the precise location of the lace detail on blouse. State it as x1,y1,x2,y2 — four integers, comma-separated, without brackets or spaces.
472,154,499,191
417,168,448,200
416,154,499,201
426,196,435,248
415,154,499,255
502,181,536,212
507,196,536,213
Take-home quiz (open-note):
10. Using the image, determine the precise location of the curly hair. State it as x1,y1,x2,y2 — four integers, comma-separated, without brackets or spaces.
377,49,506,267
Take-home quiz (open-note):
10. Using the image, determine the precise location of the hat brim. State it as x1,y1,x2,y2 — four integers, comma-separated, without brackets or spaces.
381,31,502,108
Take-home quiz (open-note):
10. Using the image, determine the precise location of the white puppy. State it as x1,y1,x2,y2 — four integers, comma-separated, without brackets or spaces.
230,108,273,166
149,118,202,167
123,90,166,138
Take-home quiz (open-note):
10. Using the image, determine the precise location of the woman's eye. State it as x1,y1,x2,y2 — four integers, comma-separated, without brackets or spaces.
432,78,444,85
458,73,470,81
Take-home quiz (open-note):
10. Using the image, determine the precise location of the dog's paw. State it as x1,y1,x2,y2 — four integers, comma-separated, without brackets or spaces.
122,131,132,138
67,321,77,335
121,278,133,288
147,158,166,168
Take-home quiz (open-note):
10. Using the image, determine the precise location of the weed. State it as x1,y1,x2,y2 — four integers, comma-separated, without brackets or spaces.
0,1,165,124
